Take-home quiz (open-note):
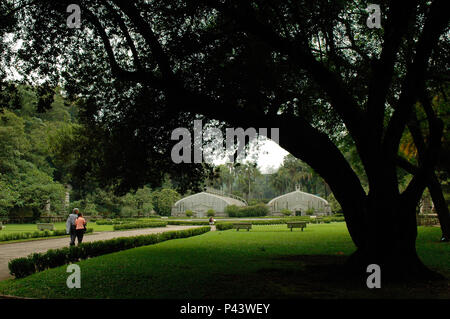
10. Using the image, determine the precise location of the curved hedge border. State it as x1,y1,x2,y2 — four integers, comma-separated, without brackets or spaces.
113,221,167,231
0,228,94,243
167,220,210,226
9,226,211,279
215,216,345,230
215,223,234,231
95,218,140,225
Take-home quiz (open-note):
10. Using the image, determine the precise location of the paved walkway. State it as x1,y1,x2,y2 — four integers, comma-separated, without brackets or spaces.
0,225,201,281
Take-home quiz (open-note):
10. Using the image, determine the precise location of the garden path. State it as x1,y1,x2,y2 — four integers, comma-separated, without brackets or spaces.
0,225,201,281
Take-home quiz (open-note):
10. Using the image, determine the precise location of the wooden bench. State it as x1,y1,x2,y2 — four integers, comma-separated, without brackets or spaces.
233,223,252,231
37,223,55,231
287,221,307,231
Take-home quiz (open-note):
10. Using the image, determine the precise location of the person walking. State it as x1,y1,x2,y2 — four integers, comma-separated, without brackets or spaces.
66,208,79,246
74,212,87,245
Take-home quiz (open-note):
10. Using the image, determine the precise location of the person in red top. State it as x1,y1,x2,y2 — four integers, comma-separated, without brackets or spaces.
74,212,87,245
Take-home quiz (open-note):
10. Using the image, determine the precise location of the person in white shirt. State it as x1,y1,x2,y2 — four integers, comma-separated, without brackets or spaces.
66,208,79,246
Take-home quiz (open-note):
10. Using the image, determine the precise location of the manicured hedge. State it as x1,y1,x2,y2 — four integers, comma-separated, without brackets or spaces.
167,220,210,226
0,228,94,242
215,223,234,231
95,218,140,225
113,221,167,230
226,204,269,217
215,216,345,230
9,226,211,279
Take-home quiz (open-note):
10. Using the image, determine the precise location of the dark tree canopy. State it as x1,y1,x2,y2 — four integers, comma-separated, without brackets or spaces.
1,0,449,279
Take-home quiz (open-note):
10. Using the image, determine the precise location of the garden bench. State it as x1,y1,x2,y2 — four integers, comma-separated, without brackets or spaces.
37,223,55,231
233,223,252,231
286,221,306,231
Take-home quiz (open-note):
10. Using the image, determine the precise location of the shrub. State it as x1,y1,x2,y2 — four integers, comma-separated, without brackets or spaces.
0,228,92,243
120,206,137,218
152,189,180,216
305,208,315,216
8,257,36,278
229,204,269,217
216,223,233,231
95,218,141,225
46,248,69,268
280,209,292,216
206,209,215,217
31,253,48,272
225,205,240,217
185,210,193,217
167,220,209,226
113,221,167,231
8,226,211,278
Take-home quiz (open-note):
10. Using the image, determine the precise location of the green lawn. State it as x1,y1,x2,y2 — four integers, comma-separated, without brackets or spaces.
0,222,115,244
0,222,114,235
0,223,448,299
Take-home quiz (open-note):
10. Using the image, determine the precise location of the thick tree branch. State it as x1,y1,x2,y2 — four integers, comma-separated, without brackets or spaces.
401,115,443,206
111,1,174,82
103,0,142,71
383,0,449,158
83,7,162,86
367,1,418,151
204,0,368,160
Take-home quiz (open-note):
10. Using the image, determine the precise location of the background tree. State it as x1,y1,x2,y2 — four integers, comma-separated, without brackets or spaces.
152,189,181,216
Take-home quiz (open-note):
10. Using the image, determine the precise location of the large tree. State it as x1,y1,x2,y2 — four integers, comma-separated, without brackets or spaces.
1,0,449,280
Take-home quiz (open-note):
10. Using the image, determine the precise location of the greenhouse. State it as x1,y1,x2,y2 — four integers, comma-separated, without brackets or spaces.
171,190,247,217
267,187,331,216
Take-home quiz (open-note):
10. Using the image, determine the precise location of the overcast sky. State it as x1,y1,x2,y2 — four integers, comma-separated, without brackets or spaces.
211,137,290,174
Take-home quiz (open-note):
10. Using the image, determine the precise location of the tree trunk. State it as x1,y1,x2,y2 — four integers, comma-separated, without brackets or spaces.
345,190,444,281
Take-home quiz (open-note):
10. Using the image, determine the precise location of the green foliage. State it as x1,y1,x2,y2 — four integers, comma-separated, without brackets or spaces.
8,257,36,278
280,209,292,216
327,193,342,212
8,226,211,278
95,218,139,225
152,189,180,216
0,104,67,218
224,205,240,217
226,204,269,217
216,223,234,231
206,209,215,217
305,208,315,216
120,206,136,218
215,216,344,228
0,228,93,242
134,186,154,216
185,210,193,217
269,154,329,198
113,221,167,231
167,220,209,226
